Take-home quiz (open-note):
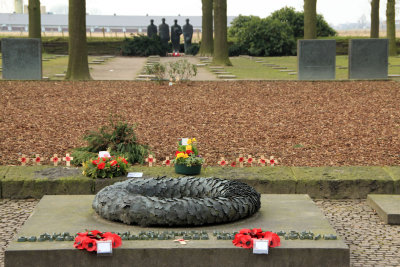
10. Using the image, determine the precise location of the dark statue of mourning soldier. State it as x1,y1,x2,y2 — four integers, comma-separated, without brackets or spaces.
147,19,157,38
158,18,170,47
183,19,193,54
170,19,182,52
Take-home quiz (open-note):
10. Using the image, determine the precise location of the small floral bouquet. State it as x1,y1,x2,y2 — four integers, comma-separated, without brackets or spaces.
173,138,204,167
74,230,122,252
82,156,129,178
233,228,281,249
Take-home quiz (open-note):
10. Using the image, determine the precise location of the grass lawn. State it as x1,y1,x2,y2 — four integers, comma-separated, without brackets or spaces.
0,53,107,80
224,55,400,80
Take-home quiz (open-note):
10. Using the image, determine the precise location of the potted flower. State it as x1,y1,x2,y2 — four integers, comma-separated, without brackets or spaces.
173,138,204,175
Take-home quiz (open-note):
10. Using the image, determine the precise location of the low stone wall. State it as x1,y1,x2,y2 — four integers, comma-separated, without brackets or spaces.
0,166,399,199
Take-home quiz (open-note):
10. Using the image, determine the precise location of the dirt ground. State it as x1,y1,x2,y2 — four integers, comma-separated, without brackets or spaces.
0,80,399,166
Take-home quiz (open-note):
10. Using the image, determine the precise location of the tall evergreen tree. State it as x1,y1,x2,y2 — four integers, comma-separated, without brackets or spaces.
304,0,317,39
370,0,380,38
199,0,214,56
213,0,231,65
28,0,41,39
386,0,397,56
66,0,91,80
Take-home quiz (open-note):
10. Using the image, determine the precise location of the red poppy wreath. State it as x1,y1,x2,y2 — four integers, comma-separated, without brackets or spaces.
74,230,122,252
233,228,281,249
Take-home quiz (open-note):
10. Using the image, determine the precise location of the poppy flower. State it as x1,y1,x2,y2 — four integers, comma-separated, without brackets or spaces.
35,157,41,163
247,158,253,164
186,150,194,155
270,159,275,165
259,231,280,248
21,157,26,163
97,162,105,170
65,156,71,161
219,160,226,166
74,235,87,249
239,229,252,235
110,160,117,167
260,159,266,164
238,157,244,162
102,232,122,248
83,238,97,252
251,228,263,237
122,158,128,164
165,160,171,165
147,157,153,163
231,161,236,167
102,157,107,162
89,230,103,238
53,157,59,162
240,235,253,249
92,159,99,165
232,234,243,247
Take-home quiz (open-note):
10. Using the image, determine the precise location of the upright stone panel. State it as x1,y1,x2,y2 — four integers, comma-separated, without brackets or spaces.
1,38,42,80
348,39,388,79
297,40,336,80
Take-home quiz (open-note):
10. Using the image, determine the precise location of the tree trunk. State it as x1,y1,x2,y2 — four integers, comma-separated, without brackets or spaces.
370,0,380,38
304,0,317,39
66,0,91,80
213,0,231,66
386,0,397,56
28,0,41,39
199,0,213,56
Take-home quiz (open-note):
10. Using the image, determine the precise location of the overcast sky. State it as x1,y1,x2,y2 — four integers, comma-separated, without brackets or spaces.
0,0,398,26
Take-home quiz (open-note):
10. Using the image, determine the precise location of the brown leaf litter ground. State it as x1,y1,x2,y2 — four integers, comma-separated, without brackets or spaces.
0,80,399,166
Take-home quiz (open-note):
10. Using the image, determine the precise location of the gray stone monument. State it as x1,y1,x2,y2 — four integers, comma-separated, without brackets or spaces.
147,19,158,38
183,19,193,54
348,39,388,79
2,38,42,80
158,18,170,47
171,20,182,52
297,40,336,80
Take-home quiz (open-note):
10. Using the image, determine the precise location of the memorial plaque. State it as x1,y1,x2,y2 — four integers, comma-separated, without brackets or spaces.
348,39,388,79
298,40,336,80
2,38,42,80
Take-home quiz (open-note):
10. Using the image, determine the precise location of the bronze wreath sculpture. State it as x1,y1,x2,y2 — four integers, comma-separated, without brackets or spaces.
92,177,261,226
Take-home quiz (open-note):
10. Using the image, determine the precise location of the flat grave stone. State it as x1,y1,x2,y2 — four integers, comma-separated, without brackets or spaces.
272,67,287,69
297,40,336,80
5,194,349,267
89,62,101,64
2,38,42,80
348,39,388,79
218,75,236,78
367,194,400,224
41,59,50,62
196,64,207,67
214,71,231,74
54,74,66,77
138,74,156,78
280,70,295,72
288,72,297,75
209,66,224,69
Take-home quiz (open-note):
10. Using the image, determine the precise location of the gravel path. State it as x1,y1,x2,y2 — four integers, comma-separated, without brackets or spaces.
1,199,399,267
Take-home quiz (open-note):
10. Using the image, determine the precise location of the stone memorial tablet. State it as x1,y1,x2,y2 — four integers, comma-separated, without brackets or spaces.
2,38,42,80
348,39,388,79
297,40,336,80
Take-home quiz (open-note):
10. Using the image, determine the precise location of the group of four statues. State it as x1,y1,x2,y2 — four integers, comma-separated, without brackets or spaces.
147,18,193,53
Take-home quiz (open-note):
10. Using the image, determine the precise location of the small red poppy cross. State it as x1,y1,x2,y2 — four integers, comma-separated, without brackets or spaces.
247,155,254,167
145,154,156,167
32,154,41,165
174,238,189,245
269,156,278,167
63,153,74,167
258,155,267,167
218,157,227,167
236,154,245,168
18,154,28,166
50,154,60,166
162,156,171,167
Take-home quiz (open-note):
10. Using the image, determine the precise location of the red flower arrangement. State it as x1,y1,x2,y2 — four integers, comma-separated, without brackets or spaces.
74,230,122,252
83,156,129,178
233,228,280,249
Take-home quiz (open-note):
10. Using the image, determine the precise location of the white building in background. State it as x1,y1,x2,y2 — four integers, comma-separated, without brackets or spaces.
0,13,235,34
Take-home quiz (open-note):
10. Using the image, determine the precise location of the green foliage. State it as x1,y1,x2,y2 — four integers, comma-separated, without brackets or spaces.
185,43,200,55
76,116,149,165
82,156,129,179
145,63,166,82
71,149,98,166
121,35,167,56
228,7,336,56
173,138,204,167
167,59,198,81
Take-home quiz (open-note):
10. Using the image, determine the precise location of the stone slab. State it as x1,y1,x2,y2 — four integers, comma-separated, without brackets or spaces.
297,40,336,80
367,194,400,224
1,38,42,80
5,194,349,267
348,39,388,79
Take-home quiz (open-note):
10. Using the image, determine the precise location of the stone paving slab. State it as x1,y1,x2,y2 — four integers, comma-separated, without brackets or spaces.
5,195,349,267
367,194,400,224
